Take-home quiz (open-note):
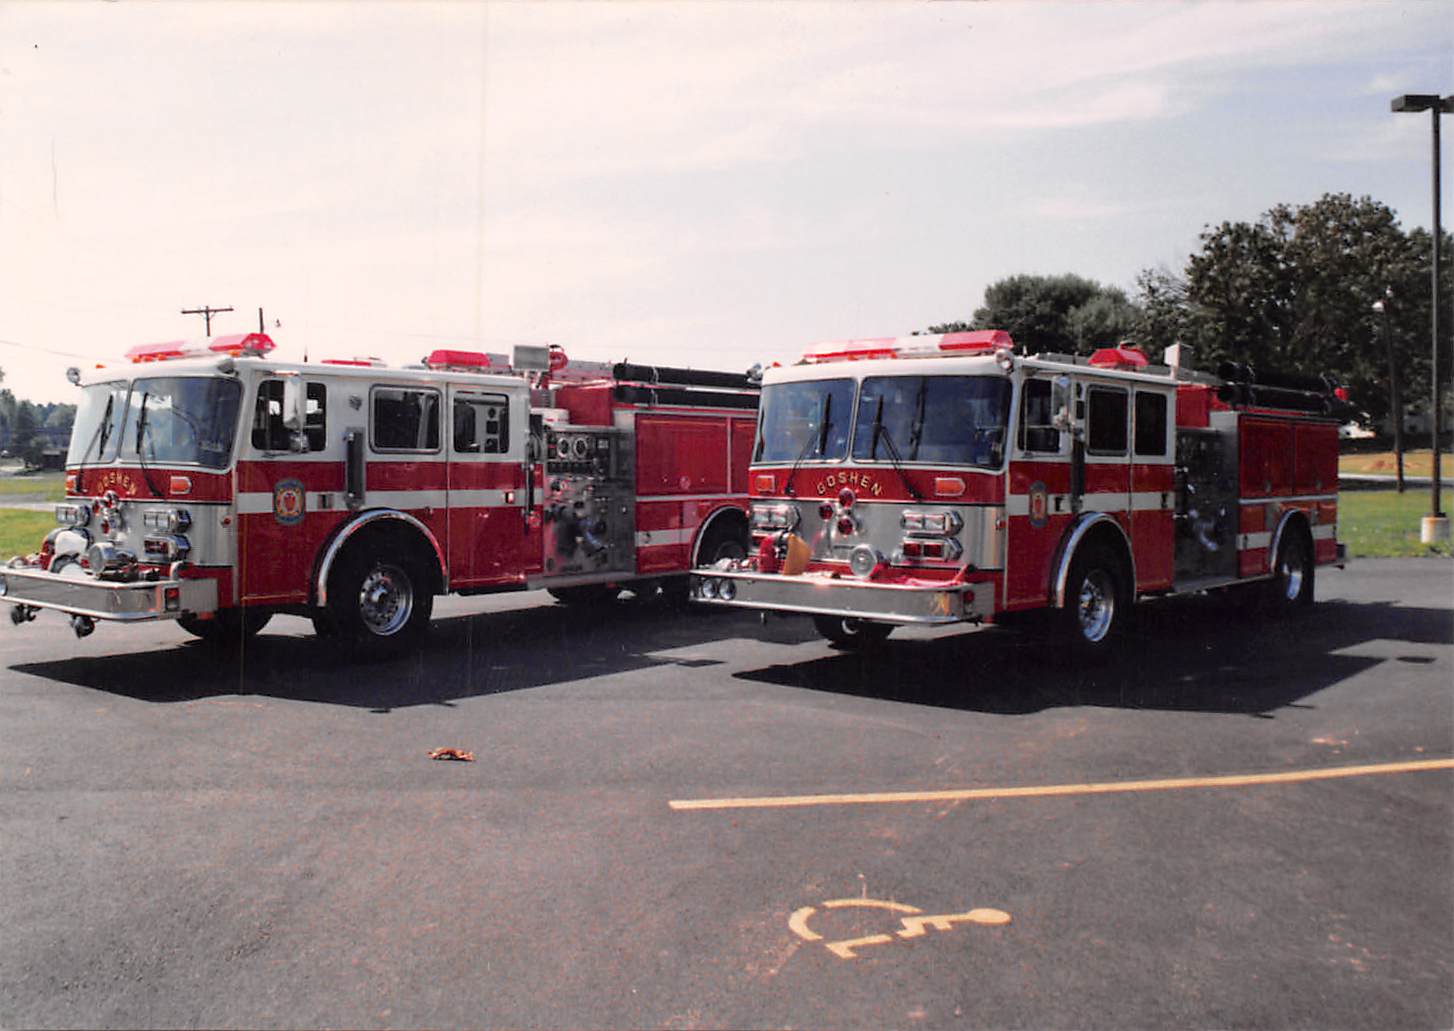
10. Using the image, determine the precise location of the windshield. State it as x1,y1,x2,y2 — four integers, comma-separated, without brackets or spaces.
66,381,129,466
68,377,243,469
122,377,244,468
753,378,855,463
851,375,1011,468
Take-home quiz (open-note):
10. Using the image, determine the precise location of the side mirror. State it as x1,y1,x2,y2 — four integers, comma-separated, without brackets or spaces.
282,379,309,453
1051,376,1076,433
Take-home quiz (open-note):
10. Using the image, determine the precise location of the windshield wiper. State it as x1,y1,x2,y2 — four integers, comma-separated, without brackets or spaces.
74,393,117,497
133,393,164,498
906,380,928,460
868,394,923,501
783,392,832,498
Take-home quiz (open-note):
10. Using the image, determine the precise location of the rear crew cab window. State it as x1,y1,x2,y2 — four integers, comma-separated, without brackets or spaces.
1086,386,1128,455
371,387,441,452
453,394,510,454
1134,391,1168,457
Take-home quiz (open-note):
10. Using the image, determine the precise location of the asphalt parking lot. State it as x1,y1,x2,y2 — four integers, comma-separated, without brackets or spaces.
1,558,1451,1029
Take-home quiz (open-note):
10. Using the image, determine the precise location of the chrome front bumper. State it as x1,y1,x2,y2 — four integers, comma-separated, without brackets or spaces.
0,567,217,622
689,568,990,624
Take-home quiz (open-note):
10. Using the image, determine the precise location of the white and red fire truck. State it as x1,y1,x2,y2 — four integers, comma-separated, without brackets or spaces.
690,329,1350,650
1,333,758,648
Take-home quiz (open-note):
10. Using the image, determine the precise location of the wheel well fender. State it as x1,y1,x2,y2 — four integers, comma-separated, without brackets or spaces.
1268,508,1312,572
1051,513,1135,609
692,505,749,567
312,509,447,607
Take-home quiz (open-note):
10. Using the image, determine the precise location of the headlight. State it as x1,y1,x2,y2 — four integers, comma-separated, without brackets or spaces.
143,508,192,533
901,509,963,536
750,503,799,532
718,579,736,601
699,578,719,600
55,504,90,527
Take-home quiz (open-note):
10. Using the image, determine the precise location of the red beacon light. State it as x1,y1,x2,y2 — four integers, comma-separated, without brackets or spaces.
424,349,506,373
126,333,275,364
1088,343,1149,371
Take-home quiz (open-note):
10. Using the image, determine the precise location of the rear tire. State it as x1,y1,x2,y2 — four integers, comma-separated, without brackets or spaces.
813,614,894,649
1267,527,1314,613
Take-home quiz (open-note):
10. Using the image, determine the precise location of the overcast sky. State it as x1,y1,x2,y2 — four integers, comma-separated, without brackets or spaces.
1,1,1450,402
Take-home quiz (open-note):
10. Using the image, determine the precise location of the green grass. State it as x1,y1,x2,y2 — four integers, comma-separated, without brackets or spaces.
0,510,58,561
0,471,65,500
1339,490,1454,558
1340,450,1444,479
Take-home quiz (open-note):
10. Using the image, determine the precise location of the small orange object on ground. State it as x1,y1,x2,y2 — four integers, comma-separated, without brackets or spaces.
428,747,474,762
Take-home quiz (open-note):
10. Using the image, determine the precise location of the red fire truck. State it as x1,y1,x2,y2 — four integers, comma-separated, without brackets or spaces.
1,333,758,649
690,330,1349,651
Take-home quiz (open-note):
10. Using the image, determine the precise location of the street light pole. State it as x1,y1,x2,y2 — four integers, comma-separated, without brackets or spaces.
1391,93,1454,543
1373,294,1404,492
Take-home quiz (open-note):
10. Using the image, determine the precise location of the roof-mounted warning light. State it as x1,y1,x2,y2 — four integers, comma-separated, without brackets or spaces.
423,349,512,374
125,332,275,364
320,357,387,368
800,329,1015,364
1088,344,1148,370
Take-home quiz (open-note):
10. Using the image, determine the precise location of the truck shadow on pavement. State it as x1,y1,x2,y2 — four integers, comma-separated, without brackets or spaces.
735,594,1453,717
11,599,818,710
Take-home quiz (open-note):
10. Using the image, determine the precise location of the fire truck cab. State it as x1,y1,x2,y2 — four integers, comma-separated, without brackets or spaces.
690,330,1348,650
2,333,758,649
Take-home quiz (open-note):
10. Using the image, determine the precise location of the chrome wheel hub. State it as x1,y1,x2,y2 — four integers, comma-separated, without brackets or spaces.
358,564,413,636
1077,569,1115,643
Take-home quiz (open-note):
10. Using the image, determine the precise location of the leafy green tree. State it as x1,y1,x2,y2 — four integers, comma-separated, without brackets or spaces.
1141,193,1450,423
930,273,1139,354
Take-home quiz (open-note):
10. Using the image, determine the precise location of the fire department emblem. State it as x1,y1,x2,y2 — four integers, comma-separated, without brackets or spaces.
273,479,306,526
1028,481,1049,529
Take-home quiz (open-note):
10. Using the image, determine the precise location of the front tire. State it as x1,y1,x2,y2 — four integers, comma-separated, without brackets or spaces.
179,608,272,645
1059,549,1125,654
328,550,433,651
813,614,894,649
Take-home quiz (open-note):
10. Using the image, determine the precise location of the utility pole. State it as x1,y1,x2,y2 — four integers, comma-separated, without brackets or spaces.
181,305,233,336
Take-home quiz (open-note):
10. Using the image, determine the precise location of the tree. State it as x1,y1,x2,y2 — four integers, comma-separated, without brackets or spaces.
929,273,1140,355
1139,193,1451,424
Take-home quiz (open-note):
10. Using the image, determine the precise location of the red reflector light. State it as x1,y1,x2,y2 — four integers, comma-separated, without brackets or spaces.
837,487,855,508
902,540,922,557
836,516,855,535
163,587,181,611
818,502,834,520
753,474,776,494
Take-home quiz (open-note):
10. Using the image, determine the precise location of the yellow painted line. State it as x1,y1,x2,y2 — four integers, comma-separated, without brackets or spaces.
669,757,1454,812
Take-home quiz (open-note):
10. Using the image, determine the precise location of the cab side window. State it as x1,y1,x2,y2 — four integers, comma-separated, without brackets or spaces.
1018,379,1062,453
1134,391,1168,457
252,380,327,452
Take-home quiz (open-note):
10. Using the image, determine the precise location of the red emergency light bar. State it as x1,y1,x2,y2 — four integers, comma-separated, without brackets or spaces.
126,333,275,363
801,329,1014,364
